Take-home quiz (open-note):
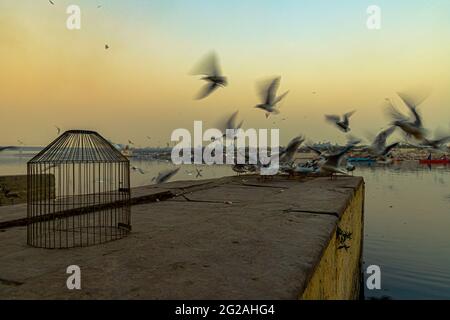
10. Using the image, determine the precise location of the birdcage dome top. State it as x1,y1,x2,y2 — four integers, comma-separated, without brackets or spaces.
29,130,129,163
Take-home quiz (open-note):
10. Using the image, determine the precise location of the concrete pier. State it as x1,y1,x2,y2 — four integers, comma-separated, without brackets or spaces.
0,175,364,299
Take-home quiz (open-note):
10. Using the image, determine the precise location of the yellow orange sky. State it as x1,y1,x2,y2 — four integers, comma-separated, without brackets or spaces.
1,0,449,146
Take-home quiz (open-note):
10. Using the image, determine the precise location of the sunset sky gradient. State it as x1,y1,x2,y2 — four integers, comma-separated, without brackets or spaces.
1,0,449,146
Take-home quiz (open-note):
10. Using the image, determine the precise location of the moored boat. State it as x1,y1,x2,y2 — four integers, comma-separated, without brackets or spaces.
347,157,376,163
419,159,450,165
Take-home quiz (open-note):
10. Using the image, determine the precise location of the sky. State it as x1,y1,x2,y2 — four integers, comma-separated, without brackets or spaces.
1,0,450,146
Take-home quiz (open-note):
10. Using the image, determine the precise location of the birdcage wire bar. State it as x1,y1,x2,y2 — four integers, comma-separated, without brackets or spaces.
27,130,131,249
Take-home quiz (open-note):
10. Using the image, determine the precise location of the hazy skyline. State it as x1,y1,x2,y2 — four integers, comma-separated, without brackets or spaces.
1,0,450,146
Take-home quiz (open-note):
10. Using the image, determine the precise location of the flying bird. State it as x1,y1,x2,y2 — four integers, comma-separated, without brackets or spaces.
191,52,227,100
307,145,327,158
325,111,356,133
346,135,362,147
418,128,450,151
105,44,109,50
49,0,54,5
280,135,305,164
317,144,356,178
55,126,61,135
385,91,429,141
152,168,180,184
368,126,397,157
255,77,289,118
216,110,244,141
131,166,145,175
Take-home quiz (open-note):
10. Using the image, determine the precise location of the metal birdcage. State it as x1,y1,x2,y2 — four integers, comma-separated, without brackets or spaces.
27,130,131,249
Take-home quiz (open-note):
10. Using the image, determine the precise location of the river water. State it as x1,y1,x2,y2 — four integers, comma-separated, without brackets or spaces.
1,149,449,300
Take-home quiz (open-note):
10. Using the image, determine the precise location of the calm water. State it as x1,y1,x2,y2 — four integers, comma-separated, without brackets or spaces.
360,163,450,300
1,150,449,300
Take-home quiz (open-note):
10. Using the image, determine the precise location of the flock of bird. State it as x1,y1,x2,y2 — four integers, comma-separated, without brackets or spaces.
1,48,449,185
126,52,449,184
186,52,450,181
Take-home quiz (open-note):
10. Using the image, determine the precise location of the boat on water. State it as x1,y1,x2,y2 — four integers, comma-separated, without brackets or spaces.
347,157,376,163
419,159,450,165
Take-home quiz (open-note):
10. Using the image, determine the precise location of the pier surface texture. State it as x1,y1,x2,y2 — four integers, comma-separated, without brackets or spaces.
0,175,364,300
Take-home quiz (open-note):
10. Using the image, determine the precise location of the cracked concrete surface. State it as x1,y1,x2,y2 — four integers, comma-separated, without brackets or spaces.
0,175,364,299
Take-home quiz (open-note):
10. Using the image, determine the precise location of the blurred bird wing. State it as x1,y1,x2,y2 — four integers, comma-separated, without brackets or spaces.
434,135,450,145
156,168,180,184
325,115,340,123
346,134,361,146
225,111,239,130
274,91,289,105
343,110,356,124
383,142,399,156
257,77,280,104
196,82,219,100
409,107,423,127
288,136,305,150
210,53,222,77
397,91,428,126
280,136,304,162
326,145,354,167
374,126,396,148
266,77,281,104
385,102,408,123
191,52,221,76
307,145,322,156
397,89,430,109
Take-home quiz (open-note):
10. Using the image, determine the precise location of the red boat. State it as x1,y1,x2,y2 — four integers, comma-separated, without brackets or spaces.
419,159,450,165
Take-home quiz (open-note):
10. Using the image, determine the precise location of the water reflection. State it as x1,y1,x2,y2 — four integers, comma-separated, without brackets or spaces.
358,163,450,300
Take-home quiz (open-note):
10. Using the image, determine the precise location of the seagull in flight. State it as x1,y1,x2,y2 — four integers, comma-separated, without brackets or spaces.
55,126,61,135
325,111,356,133
386,91,429,141
49,0,55,5
152,168,180,184
417,128,450,151
255,77,289,118
279,135,305,164
191,52,227,100
317,143,357,178
368,126,398,157
131,166,145,175
216,110,244,141
420,136,450,151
